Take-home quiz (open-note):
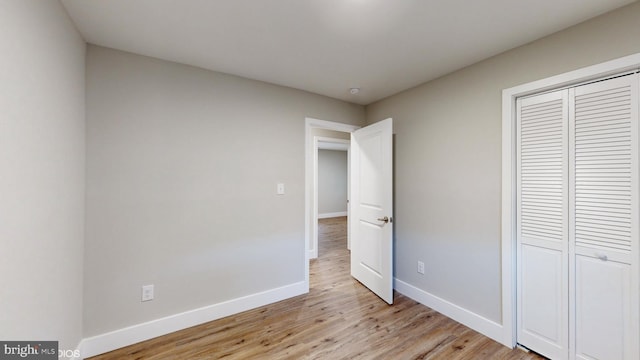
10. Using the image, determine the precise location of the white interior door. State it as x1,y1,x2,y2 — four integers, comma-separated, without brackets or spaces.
570,74,639,360
350,118,393,304
517,90,569,360
517,73,640,360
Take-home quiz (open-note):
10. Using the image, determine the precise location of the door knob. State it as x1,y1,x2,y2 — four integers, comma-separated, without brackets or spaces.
377,216,390,223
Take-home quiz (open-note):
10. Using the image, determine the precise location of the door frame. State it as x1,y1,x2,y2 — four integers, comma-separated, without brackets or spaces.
501,53,640,347
305,118,360,290
313,136,351,259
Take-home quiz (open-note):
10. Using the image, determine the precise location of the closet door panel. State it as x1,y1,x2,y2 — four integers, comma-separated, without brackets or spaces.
575,255,630,360
520,244,565,352
571,74,639,360
517,90,569,359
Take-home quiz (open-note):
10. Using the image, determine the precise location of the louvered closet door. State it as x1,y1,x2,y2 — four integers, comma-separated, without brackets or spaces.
517,90,569,360
570,74,639,360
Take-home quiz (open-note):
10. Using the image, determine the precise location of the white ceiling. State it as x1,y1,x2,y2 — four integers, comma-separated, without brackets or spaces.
61,0,635,105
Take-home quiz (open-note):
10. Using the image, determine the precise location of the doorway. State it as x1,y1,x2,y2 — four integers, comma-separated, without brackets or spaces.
315,137,350,258
305,117,395,304
304,118,359,289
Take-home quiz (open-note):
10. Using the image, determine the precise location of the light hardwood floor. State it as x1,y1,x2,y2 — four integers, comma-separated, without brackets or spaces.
89,217,543,359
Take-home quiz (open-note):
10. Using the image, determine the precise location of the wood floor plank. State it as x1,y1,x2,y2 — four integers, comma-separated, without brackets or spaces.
88,217,543,359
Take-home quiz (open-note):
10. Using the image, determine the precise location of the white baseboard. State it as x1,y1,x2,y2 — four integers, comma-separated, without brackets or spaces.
394,278,508,347
318,211,347,219
63,340,83,360
80,281,307,359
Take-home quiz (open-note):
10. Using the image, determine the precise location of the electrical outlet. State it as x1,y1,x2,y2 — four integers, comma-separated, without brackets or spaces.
142,284,154,302
417,261,425,275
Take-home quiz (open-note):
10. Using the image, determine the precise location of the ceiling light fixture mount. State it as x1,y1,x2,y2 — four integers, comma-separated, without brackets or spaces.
350,88,360,95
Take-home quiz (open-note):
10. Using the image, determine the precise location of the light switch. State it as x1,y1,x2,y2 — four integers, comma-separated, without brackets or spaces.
277,183,285,195
142,284,154,302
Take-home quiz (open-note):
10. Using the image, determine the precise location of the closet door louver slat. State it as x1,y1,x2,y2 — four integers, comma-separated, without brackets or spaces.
574,84,633,254
520,97,566,243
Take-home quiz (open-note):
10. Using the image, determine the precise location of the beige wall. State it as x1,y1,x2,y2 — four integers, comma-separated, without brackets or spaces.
84,45,364,336
318,150,348,215
0,0,86,351
366,2,640,322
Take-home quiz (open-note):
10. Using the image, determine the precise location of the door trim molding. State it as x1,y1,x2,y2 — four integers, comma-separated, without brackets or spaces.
305,118,359,290
501,53,640,347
